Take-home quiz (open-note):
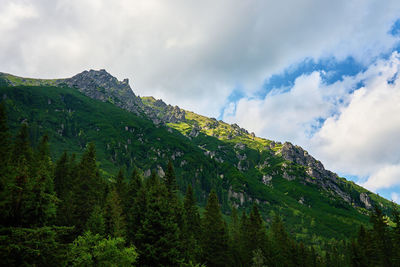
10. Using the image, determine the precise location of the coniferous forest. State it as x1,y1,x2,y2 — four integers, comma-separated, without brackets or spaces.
1,101,400,266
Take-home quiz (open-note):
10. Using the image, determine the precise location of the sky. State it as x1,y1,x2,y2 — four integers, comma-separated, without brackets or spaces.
1,0,400,202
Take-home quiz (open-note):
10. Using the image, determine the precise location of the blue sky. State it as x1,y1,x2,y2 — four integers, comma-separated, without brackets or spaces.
1,0,400,202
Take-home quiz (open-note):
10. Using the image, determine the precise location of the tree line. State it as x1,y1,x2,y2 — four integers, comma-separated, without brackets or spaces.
0,102,400,266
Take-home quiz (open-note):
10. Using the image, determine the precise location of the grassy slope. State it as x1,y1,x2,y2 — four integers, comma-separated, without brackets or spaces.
0,82,393,245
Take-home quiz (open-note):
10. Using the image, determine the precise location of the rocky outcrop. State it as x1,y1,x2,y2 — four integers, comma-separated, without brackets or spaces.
277,142,352,205
59,69,145,115
360,192,373,209
231,123,249,137
142,97,186,124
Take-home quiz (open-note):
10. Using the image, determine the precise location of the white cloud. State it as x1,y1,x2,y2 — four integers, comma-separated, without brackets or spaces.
392,192,400,204
1,0,400,116
224,52,400,194
310,52,400,192
223,70,359,143
362,165,400,191
0,2,38,32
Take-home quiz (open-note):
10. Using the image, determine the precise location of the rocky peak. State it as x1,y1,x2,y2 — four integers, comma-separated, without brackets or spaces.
61,69,144,115
66,69,129,91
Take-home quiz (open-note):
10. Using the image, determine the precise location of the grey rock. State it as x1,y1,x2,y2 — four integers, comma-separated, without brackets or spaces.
360,192,373,209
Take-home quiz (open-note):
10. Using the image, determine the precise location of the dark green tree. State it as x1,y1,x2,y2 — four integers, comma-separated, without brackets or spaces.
135,173,183,266
201,190,229,267
54,152,78,227
0,102,10,174
28,134,57,226
243,204,268,264
85,205,105,236
182,184,201,262
105,187,126,238
269,214,293,267
125,167,143,243
72,143,106,234
229,207,243,266
370,206,393,267
165,160,177,195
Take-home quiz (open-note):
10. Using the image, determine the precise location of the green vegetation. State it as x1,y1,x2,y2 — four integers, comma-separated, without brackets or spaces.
1,114,399,265
0,76,399,265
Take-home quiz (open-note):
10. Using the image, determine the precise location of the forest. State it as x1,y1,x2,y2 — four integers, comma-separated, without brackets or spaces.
1,101,400,267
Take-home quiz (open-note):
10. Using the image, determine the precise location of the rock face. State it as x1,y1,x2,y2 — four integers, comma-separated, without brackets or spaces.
60,69,144,115
58,70,186,124
141,96,186,124
360,192,373,209
277,142,353,205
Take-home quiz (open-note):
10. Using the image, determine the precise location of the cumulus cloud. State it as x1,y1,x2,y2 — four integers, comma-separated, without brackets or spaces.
1,0,400,116
311,52,400,191
224,52,400,193
223,70,359,143
392,192,400,203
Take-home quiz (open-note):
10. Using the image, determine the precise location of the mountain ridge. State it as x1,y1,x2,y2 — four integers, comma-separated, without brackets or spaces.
0,69,396,243
0,69,381,210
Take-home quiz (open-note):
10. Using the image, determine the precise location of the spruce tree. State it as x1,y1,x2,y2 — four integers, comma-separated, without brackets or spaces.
182,184,201,262
105,187,126,238
392,204,400,265
269,214,292,267
55,152,78,227
28,134,57,226
165,160,177,195
115,169,126,200
229,207,243,266
370,206,393,267
126,167,143,243
135,172,183,266
201,190,229,267
244,204,268,263
72,143,105,234
85,205,105,236
7,124,34,226
0,102,10,174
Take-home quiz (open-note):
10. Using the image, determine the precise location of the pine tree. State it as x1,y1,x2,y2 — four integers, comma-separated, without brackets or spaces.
126,167,143,243
201,190,229,267
54,152,78,227
0,104,12,225
72,143,106,234
229,207,244,266
115,169,126,200
105,187,126,238
370,206,393,267
182,184,201,263
135,172,183,266
244,204,268,263
85,205,105,236
28,134,57,226
165,160,177,195
6,124,34,226
392,204,400,265
269,214,292,267
0,102,10,174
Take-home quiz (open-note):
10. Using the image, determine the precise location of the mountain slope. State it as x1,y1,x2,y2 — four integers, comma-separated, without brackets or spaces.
0,70,395,243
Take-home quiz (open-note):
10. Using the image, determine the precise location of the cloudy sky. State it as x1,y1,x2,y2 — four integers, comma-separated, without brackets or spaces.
2,0,400,202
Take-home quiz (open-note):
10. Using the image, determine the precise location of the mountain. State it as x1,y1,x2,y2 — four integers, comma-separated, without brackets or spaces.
0,70,395,243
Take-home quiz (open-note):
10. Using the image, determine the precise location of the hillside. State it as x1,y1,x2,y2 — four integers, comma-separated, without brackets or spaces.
0,70,395,244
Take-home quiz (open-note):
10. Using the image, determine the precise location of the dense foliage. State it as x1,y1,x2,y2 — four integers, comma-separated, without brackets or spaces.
1,103,400,266
1,83,392,245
